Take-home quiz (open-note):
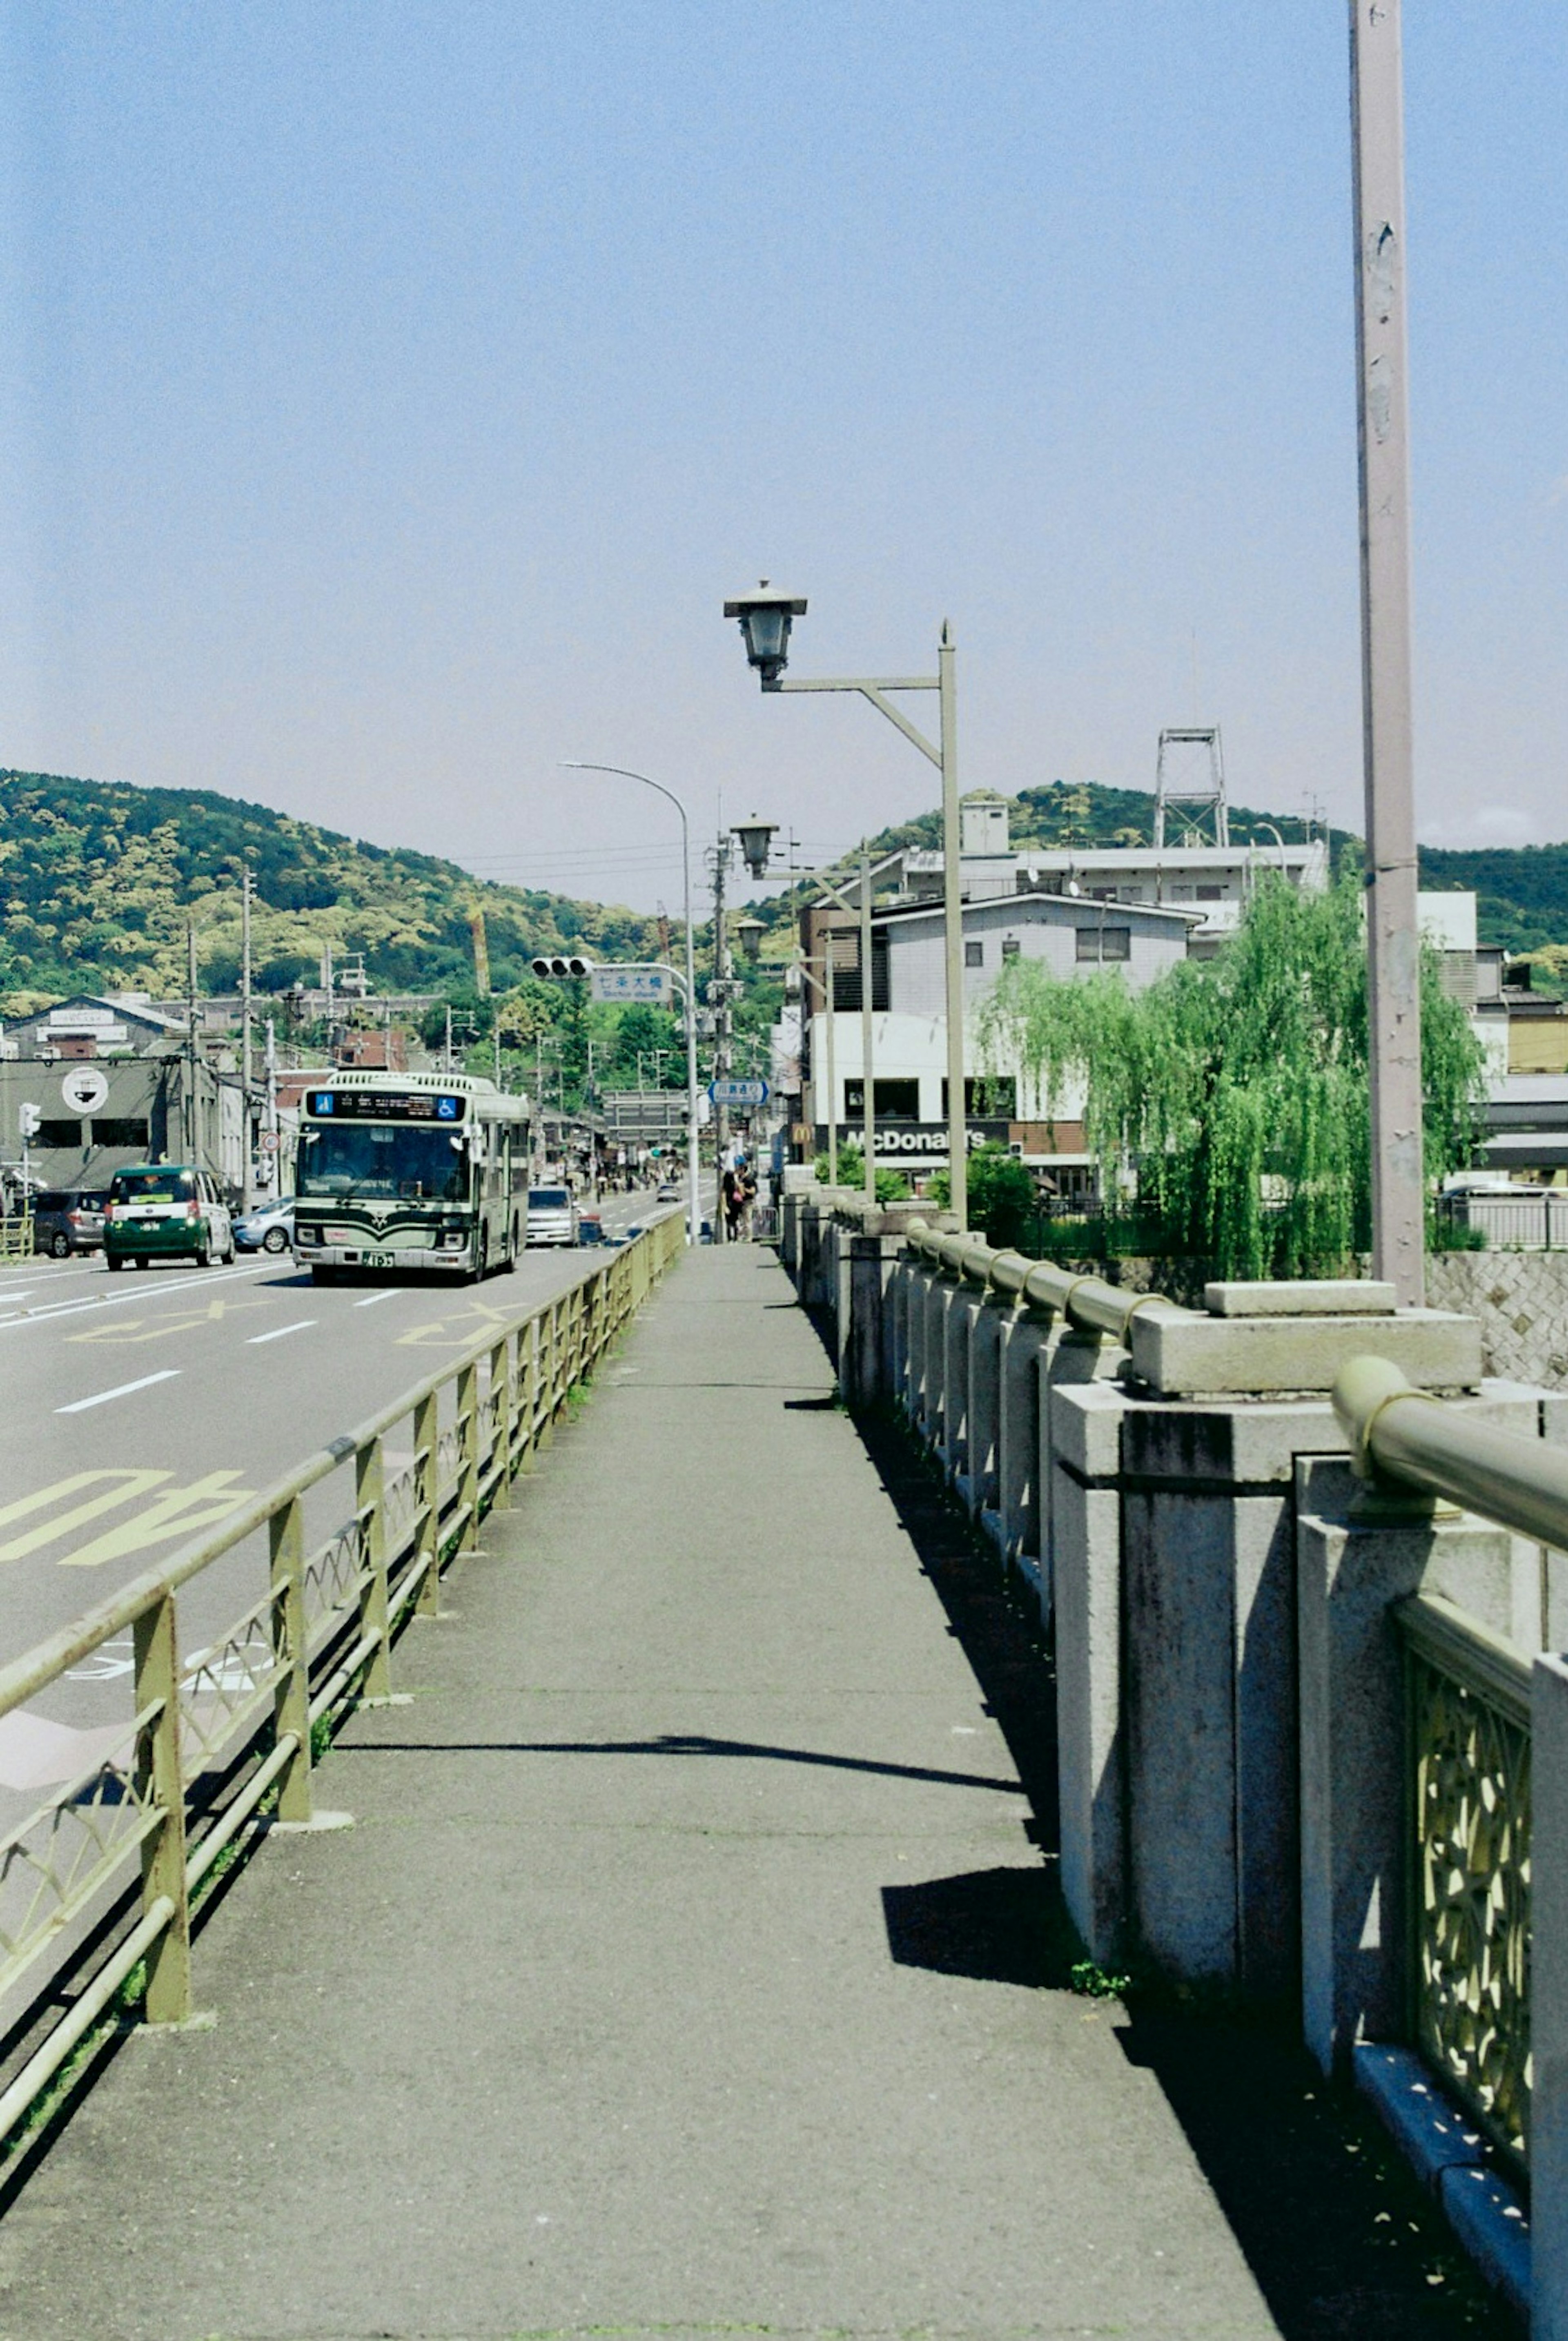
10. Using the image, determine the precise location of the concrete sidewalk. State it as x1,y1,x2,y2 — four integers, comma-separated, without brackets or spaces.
0,1248,1495,2339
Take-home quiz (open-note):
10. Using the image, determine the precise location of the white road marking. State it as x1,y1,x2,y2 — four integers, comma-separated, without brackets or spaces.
56,1369,183,1415
0,1262,267,1336
353,1290,398,1308
246,1318,316,1345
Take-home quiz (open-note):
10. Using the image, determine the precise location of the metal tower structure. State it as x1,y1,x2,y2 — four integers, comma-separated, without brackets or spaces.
1154,727,1229,848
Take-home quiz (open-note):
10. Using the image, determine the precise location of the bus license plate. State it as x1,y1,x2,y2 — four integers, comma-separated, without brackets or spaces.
368,1252,394,1268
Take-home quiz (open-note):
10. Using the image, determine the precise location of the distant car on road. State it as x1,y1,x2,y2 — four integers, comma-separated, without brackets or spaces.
31,1188,109,1257
234,1195,296,1254
526,1186,579,1248
575,1209,606,1246
105,1165,235,1270
655,1182,681,1202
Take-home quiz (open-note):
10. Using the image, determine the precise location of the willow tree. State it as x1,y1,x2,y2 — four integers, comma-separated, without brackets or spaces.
976,871,1485,1278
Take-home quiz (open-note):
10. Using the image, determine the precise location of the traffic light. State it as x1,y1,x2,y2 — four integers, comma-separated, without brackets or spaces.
530,955,595,980
18,1103,41,1139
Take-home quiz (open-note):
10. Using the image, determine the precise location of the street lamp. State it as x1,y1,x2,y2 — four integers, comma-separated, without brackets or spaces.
724,586,967,1225
732,818,780,881
723,584,808,689
560,763,702,1249
735,917,766,963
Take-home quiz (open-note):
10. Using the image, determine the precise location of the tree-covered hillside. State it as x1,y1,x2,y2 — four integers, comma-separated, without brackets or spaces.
742,779,1566,963
0,769,664,1009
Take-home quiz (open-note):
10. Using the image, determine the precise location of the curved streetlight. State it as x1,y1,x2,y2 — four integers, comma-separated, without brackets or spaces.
561,762,702,1247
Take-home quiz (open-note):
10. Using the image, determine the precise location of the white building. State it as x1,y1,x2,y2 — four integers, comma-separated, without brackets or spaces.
791,796,1500,1188
895,794,1331,954
799,885,1198,1184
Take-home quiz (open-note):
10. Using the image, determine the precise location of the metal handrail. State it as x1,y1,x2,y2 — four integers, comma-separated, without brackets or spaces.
903,1216,1190,1345
1332,1354,1568,1555
0,1209,686,2155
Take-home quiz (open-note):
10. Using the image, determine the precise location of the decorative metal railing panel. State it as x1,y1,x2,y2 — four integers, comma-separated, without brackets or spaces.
303,1514,370,1643
1403,1595,1532,2169
180,1598,280,1781
0,1713,155,2000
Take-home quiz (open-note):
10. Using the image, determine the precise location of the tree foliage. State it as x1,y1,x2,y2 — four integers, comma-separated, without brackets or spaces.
976,872,1486,1277
929,1143,1036,1249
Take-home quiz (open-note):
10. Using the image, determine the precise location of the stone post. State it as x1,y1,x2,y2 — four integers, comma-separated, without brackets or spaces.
960,1290,1002,1517
992,1303,1047,1573
847,1233,899,1414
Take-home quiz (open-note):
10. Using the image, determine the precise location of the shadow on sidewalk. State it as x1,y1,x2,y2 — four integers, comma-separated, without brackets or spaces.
844,1398,1517,2340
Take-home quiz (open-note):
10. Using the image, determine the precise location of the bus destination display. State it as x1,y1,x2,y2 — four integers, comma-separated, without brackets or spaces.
305,1091,466,1123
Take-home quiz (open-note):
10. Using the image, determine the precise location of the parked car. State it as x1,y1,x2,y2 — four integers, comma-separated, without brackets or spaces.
31,1188,110,1257
576,1210,605,1246
526,1186,579,1248
104,1165,235,1270
234,1195,296,1254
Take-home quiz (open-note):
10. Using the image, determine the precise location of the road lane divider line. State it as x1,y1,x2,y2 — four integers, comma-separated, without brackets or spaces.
0,1262,270,1336
246,1319,316,1345
353,1291,398,1308
55,1370,182,1415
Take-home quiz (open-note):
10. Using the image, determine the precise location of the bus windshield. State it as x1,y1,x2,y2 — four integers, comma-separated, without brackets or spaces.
298,1124,468,1202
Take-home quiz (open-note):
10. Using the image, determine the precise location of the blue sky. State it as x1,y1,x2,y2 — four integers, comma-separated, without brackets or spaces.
1,3,1563,911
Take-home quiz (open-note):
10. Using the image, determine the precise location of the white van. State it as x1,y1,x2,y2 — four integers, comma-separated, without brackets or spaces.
526,1186,579,1247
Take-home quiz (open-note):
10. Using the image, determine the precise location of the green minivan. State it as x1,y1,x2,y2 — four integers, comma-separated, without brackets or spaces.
104,1164,236,1271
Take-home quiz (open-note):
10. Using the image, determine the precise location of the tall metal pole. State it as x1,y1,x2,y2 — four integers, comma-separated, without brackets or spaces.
185,921,199,1163
562,763,701,1248
264,1017,278,1192
860,846,876,1208
938,621,967,1226
1351,0,1424,1305
822,926,838,1188
240,866,253,1212
711,835,730,1244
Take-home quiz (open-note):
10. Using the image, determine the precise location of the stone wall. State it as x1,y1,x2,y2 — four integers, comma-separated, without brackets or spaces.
1426,1250,1568,1389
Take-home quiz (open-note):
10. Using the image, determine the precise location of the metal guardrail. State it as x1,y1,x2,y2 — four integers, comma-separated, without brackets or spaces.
0,1216,34,1264
903,1215,1188,1346
1437,1188,1568,1251
0,1210,685,2158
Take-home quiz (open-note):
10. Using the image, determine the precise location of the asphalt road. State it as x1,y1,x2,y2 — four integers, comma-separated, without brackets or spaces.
0,1189,683,1827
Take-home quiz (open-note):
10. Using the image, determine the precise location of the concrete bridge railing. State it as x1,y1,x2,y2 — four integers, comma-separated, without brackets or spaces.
782,1182,1568,2324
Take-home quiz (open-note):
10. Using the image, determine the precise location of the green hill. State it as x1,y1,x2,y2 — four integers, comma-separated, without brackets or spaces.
3,767,1563,1016
0,768,665,1010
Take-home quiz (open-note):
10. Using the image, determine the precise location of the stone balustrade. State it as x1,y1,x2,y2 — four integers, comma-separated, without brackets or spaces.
781,1179,1568,2323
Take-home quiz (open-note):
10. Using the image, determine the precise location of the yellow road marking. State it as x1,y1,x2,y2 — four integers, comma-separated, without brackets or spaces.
0,1469,173,1561
59,1471,256,1567
394,1295,523,1349
67,1295,271,1345
0,1466,257,1568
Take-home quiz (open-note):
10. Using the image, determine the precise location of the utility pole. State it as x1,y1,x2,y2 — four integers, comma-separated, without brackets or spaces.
264,1017,279,1192
323,941,335,1057
710,831,731,1243
1351,0,1424,1304
859,844,875,1210
240,865,254,1211
444,1003,454,1076
185,920,199,1163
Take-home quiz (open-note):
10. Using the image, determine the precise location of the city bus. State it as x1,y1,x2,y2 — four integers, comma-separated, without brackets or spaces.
293,1070,530,1283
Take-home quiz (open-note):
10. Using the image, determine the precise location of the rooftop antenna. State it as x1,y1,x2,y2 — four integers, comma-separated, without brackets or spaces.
1155,727,1229,849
